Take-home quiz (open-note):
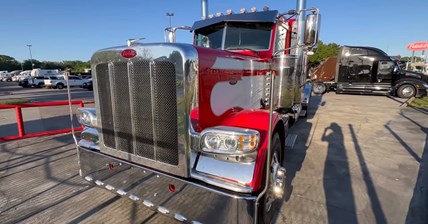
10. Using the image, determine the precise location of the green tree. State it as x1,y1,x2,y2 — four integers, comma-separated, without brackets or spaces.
308,41,340,68
400,56,424,62
0,55,21,71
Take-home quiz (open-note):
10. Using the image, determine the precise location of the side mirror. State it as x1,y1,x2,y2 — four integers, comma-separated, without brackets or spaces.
304,13,321,47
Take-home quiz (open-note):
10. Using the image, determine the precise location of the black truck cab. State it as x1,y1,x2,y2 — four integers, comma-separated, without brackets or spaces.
335,46,428,98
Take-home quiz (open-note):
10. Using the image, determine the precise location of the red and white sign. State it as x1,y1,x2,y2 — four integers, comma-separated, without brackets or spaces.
406,42,428,51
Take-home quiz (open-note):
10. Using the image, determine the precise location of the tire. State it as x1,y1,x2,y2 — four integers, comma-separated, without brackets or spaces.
37,83,43,88
56,83,64,89
397,84,416,98
312,82,327,95
258,133,282,224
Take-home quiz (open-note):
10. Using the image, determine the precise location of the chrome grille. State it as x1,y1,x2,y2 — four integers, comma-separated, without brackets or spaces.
95,60,178,166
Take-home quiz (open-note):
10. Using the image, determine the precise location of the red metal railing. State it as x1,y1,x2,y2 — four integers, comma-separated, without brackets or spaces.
0,100,86,142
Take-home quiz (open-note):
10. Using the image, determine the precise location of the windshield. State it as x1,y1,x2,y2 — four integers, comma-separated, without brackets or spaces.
195,22,272,50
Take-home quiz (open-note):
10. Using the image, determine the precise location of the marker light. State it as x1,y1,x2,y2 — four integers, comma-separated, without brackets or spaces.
250,7,257,13
263,6,270,11
200,126,259,154
240,8,246,14
208,14,214,19
226,9,233,15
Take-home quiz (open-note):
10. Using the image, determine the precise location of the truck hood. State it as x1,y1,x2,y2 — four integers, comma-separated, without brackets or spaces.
400,70,428,83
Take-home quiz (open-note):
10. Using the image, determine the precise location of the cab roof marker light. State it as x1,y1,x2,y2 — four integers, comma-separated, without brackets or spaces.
208,14,214,19
216,12,223,17
250,7,257,13
226,9,233,15
201,16,206,20
263,6,270,11
240,8,246,14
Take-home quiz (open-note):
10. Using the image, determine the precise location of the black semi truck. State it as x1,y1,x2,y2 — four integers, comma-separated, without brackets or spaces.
312,46,428,98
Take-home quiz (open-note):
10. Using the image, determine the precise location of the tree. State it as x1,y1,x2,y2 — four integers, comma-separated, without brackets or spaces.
0,55,21,71
308,41,340,68
400,56,424,62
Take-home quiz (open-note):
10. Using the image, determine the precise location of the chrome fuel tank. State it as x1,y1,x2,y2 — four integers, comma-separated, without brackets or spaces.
273,54,297,109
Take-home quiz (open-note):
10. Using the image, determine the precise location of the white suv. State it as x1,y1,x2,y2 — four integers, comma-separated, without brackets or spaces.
45,75,87,89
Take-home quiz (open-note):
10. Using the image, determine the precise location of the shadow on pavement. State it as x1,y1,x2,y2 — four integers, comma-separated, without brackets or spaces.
321,122,358,223
0,114,79,139
282,94,325,203
349,124,387,224
399,112,428,224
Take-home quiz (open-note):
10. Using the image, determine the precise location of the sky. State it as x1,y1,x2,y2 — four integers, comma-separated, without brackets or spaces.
1,0,427,62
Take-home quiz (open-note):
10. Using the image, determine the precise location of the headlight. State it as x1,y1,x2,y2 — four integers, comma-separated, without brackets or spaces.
200,126,259,154
77,108,97,127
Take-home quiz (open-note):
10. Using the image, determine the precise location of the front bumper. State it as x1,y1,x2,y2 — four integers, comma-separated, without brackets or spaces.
79,147,256,223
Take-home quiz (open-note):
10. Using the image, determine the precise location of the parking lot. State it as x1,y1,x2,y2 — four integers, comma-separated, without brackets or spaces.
0,83,427,224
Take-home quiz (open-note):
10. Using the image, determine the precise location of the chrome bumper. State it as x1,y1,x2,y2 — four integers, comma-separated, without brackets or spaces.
78,147,256,223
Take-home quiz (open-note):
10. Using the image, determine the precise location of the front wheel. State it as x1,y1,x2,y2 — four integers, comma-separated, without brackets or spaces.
397,84,416,98
258,133,283,224
312,82,327,95
56,83,64,89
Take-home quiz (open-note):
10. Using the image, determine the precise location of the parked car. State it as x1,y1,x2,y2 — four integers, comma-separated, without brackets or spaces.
45,75,87,89
81,79,93,91
18,78,30,88
15,70,32,81
28,76,60,88
0,71,11,82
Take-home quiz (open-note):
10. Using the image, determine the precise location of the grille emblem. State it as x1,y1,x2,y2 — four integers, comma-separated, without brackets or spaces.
121,49,137,59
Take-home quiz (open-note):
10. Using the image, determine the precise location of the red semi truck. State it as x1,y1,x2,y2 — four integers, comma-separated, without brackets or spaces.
72,0,320,223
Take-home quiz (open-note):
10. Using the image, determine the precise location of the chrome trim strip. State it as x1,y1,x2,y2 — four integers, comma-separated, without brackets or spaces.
127,61,137,155
191,171,253,193
149,61,157,160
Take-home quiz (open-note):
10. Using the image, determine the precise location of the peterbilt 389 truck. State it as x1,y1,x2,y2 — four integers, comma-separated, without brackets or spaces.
71,0,320,223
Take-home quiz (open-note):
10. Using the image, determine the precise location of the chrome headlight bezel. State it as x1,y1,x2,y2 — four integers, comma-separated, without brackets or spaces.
77,108,97,128
200,126,260,155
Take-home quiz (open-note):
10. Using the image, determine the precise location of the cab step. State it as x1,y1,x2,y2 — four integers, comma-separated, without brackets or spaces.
285,134,298,150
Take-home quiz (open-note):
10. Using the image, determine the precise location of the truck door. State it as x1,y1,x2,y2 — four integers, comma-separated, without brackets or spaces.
337,47,372,93
374,60,395,92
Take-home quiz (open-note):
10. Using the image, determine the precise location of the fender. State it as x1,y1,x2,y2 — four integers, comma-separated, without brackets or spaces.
219,109,285,191
393,78,428,98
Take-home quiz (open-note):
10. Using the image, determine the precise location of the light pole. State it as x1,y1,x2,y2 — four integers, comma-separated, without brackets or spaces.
26,44,34,69
166,12,174,29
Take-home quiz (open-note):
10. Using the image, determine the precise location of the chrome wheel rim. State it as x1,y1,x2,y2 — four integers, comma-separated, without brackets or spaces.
402,86,414,98
266,152,280,213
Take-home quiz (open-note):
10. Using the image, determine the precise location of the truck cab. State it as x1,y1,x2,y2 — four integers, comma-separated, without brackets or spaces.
335,46,428,98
